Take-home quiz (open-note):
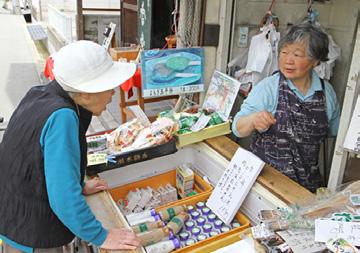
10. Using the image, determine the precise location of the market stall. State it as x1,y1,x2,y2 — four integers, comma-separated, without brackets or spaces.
85,135,314,253
81,1,360,250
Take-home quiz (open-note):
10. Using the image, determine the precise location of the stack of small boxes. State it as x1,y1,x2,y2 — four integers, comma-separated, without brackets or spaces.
176,164,195,198
118,185,178,215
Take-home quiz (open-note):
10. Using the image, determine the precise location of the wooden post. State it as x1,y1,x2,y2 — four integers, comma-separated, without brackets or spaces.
76,0,84,40
111,34,116,48
119,88,127,123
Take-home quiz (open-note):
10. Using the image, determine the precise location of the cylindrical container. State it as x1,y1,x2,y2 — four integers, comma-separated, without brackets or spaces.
207,213,216,222
220,225,231,233
201,207,211,216
197,217,206,226
166,212,189,235
179,231,190,241
191,211,200,220
191,227,201,236
185,238,196,246
126,208,156,224
203,223,213,233
214,219,223,229
158,205,187,221
231,221,241,229
187,205,195,213
138,227,171,246
168,231,175,240
209,231,219,237
196,201,205,210
131,220,164,233
129,214,161,226
144,238,181,253
196,234,207,241
185,220,195,231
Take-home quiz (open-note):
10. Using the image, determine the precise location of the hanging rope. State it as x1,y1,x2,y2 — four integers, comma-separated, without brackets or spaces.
268,0,276,13
307,0,313,13
306,0,319,24
173,0,179,35
260,0,279,29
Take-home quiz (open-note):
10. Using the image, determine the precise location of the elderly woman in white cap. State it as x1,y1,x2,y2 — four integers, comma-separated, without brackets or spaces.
0,41,140,252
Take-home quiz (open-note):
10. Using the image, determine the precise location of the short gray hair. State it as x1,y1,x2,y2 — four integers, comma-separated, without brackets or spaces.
67,91,79,99
278,22,329,62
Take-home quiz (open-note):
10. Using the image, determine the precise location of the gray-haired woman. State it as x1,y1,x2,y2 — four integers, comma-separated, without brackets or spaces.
232,22,340,192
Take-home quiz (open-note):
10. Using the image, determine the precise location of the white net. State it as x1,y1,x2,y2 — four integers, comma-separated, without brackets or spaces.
176,0,203,104
177,0,203,48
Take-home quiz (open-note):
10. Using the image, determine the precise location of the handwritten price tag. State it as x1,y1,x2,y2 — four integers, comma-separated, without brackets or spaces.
87,153,107,166
277,230,325,253
315,219,360,246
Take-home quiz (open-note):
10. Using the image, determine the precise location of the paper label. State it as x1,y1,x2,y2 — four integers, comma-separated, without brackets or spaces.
190,114,210,132
350,194,360,206
277,230,326,253
87,153,107,166
315,219,360,246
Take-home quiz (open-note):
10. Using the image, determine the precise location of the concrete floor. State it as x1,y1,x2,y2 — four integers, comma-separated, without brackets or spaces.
0,14,40,121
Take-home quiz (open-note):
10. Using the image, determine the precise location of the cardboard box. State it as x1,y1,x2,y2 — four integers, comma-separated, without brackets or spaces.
109,47,139,61
175,121,231,147
176,165,195,198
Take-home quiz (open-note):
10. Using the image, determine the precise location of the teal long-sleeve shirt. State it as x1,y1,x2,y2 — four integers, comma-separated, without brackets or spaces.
1,108,107,252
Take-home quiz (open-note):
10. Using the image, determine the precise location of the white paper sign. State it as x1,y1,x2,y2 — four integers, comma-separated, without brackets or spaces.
206,147,265,224
315,219,360,246
190,114,210,132
343,95,360,153
277,230,326,253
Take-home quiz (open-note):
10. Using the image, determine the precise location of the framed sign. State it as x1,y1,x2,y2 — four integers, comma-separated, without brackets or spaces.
202,71,241,120
141,48,204,98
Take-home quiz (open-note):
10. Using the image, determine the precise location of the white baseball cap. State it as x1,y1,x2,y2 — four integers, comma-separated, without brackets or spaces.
52,40,136,93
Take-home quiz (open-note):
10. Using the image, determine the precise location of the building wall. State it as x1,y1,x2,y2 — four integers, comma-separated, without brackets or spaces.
204,0,360,181
230,0,360,106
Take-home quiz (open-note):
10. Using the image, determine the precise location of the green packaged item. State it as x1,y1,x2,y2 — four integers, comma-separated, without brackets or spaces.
186,190,197,197
178,116,198,129
207,112,224,126
177,128,192,135
158,110,175,119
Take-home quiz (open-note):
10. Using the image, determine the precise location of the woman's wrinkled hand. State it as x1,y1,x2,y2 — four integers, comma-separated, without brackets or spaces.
100,228,141,250
82,178,108,195
252,111,276,132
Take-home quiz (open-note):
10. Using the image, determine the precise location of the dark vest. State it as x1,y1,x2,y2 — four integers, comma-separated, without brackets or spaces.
251,73,328,192
0,81,92,248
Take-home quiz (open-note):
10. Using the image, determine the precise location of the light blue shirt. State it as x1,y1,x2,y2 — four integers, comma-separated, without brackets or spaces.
1,108,107,251
232,71,340,137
